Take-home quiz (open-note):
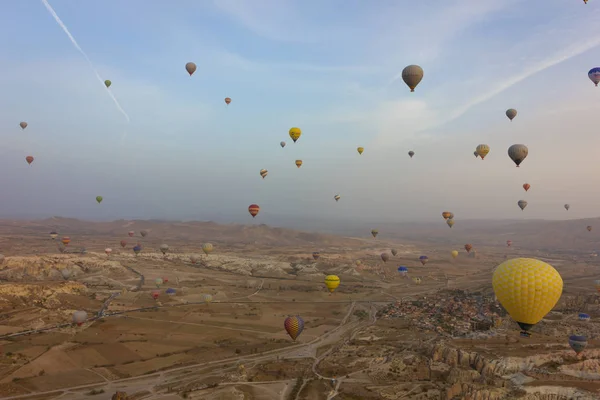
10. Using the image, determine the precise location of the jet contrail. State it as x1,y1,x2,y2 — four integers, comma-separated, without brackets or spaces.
41,0,130,123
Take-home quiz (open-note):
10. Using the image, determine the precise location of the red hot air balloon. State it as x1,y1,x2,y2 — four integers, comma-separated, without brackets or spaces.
224,97,231,105
523,183,531,192
507,240,512,247
464,244,473,253
25,156,34,165
248,204,260,218
120,240,127,248
151,290,160,300
284,315,305,341
128,231,135,237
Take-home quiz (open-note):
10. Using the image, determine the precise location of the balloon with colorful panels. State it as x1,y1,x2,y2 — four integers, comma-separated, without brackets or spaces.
284,315,305,341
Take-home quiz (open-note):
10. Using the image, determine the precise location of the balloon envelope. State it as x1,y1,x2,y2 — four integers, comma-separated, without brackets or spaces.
284,315,305,341
589,67,600,86
401,65,424,92
492,258,563,331
324,275,340,293
185,62,197,76
506,109,517,121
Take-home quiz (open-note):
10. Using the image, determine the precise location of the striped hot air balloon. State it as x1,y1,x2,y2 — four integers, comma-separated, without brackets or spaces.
284,315,305,341
248,204,260,218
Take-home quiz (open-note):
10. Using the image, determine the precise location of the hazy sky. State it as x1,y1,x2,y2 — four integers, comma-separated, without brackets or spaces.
1,0,600,226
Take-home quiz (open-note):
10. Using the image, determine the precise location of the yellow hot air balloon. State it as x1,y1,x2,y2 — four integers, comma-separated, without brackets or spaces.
451,250,459,259
295,160,303,168
492,258,563,332
289,127,302,143
324,275,340,293
357,147,364,155
476,144,490,160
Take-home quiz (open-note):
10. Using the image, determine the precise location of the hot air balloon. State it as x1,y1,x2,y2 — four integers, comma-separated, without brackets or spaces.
61,269,71,280
419,255,428,266
517,200,528,211
442,212,452,220
401,65,424,92
507,240,512,247
312,252,320,260
589,67,600,86
20,121,28,130
104,80,112,88
473,151,479,158
564,204,570,211
166,288,176,296
280,141,286,148
587,226,592,232
579,313,591,321
464,244,472,253
492,258,563,333
583,0,588,3
120,240,127,248
381,253,390,263
446,219,455,228
408,151,415,158
140,230,148,237
568,335,587,355
289,127,302,143
248,204,260,218
508,144,528,167
105,248,112,256
96,196,103,204
202,243,213,255
202,293,213,303
398,266,408,276
155,278,163,288
506,109,517,121
72,311,88,326
190,255,199,264
25,156,34,165
284,315,305,341
451,250,459,259
49,231,58,240
61,236,71,246
476,144,490,160
151,290,160,300
185,62,197,76
357,147,364,155
128,231,135,237
295,160,303,168
224,97,231,105
260,169,268,179
160,244,169,255
371,229,378,238
391,249,398,256
413,277,422,285
324,275,340,293
523,183,531,192
334,194,341,202
163,278,169,283
133,244,142,255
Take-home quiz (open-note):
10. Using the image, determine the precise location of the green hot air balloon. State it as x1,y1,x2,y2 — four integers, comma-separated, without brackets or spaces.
104,80,112,88
96,196,103,204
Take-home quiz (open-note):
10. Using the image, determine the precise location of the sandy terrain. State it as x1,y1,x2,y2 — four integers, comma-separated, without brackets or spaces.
1,217,600,399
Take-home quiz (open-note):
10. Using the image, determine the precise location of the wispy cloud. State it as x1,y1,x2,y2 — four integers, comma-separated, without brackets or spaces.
41,0,130,123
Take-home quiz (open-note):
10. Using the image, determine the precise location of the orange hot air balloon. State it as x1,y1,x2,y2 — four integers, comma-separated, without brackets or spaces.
523,183,530,192
295,160,303,168
248,204,260,218
25,156,34,165
464,244,473,253
61,236,71,246
442,211,451,220
224,97,231,105
284,315,305,341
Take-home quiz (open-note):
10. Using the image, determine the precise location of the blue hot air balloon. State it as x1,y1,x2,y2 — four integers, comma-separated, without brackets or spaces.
166,288,176,296
578,313,590,321
397,266,408,276
133,244,142,255
568,335,587,355
419,255,428,266
589,67,600,87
